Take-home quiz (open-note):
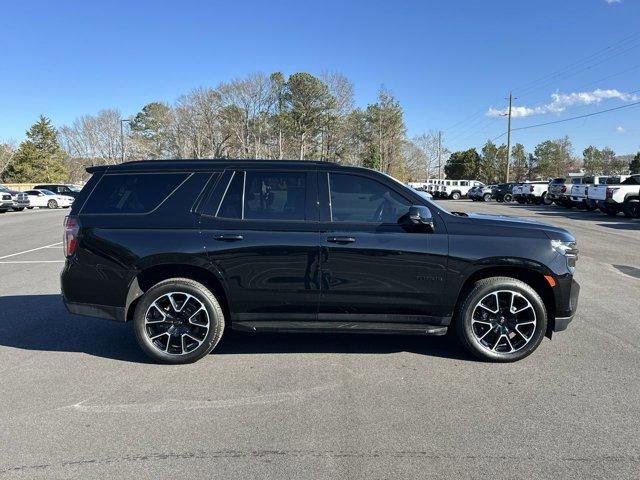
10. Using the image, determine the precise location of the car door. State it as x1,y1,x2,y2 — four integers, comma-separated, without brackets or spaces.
199,168,320,325
25,190,45,207
317,170,449,324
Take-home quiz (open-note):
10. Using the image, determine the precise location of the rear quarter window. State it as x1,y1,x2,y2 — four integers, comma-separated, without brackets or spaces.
82,172,188,214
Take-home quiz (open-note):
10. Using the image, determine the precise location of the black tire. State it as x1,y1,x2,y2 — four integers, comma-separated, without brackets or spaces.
585,201,597,211
623,199,640,218
483,193,491,202
504,194,513,202
27,207,34,209
516,198,525,204
47,199,58,209
455,277,547,362
133,278,225,364
13,207,25,212
451,191,461,200
604,206,619,217
542,193,552,205
563,200,573,209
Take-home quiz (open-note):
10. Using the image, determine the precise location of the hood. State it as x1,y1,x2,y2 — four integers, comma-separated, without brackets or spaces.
455,212,575,242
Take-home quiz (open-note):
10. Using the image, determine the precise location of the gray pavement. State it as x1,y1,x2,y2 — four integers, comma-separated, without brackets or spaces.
0,202,639,479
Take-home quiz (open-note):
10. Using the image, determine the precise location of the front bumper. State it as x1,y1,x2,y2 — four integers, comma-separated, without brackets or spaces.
0,200,12,210
552,277,580,332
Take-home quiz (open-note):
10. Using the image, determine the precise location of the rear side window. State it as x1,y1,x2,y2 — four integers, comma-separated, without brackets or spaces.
216,171,307,221
329,173,410,223
83,173,188,214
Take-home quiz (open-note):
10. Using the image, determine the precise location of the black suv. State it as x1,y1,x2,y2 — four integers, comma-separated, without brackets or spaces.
491,183,518,202
34,184,81,198
61,160,580,364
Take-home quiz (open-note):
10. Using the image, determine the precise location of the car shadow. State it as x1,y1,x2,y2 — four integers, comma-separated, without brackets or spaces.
0,295,473,362
596,222,640,230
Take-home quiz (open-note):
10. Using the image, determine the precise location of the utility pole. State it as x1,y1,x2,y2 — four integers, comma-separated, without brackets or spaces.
505,92,513,182
120,119,131,162
437,130,442,180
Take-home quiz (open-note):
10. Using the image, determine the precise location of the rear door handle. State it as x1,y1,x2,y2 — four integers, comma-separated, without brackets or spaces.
214,234,244,241
327,236,356,244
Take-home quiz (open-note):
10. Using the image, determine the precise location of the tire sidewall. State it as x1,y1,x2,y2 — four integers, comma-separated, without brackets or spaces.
133,279,224,364
457,279,547,362
48,200,57,209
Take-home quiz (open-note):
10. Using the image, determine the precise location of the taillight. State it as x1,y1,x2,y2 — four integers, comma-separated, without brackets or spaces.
530,185,534,192
561,185,567,193
63,215,80,257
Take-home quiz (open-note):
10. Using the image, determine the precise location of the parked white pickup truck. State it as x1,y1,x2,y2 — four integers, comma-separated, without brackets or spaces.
569,175,608,210
525,181,552,205
600,174,640,217
588,175,629,211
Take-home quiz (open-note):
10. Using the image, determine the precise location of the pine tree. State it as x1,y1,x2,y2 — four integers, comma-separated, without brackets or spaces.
5,116,69,182
629,151,640,174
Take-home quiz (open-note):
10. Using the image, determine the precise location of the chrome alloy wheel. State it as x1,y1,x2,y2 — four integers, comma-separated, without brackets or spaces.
144,292,210,355
470,290,537,354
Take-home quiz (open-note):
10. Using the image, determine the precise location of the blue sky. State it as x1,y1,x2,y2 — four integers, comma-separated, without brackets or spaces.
1,0,639,155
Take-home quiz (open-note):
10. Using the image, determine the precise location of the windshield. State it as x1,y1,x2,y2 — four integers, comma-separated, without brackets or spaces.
0,185,11,193
67,185,82,192
40,190,56,195
621,176,640,185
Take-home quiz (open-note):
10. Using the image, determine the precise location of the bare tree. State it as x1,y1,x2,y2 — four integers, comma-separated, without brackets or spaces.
0,140,17,179
59,109,123,165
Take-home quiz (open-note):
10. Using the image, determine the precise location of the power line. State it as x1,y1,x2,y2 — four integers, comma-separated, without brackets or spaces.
512,31,640,97
490,99,640,140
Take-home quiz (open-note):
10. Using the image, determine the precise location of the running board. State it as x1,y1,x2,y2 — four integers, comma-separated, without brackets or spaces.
231,320,448,336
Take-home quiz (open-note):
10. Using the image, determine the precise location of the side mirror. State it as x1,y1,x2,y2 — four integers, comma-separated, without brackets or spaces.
407,205,434,231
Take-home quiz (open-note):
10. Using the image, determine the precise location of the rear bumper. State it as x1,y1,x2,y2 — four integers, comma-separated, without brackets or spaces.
0,200,12,210
64,300,126,322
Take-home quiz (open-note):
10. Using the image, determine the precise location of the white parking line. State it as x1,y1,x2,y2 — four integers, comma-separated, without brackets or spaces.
0,260,65,264
0,242,63,260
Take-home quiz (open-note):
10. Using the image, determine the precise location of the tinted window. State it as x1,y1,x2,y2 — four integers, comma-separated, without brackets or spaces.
83,173,187,214
216,171,307,221
622,176,640,185
217,172,244,219
245,171,306,220
329,173,410,223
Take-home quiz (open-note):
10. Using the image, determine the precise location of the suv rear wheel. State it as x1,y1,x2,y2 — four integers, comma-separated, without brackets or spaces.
47,199,58,209
451,191,461,200
455,277,547,362
133,278,225,364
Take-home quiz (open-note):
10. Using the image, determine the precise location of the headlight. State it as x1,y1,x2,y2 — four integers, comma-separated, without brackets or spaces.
551,239,578,268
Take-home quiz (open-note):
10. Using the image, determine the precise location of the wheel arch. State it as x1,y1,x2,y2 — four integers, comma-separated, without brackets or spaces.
125,263,231,323
453,264,557,335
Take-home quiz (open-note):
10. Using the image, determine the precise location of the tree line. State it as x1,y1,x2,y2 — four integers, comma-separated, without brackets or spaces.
1,71,638,184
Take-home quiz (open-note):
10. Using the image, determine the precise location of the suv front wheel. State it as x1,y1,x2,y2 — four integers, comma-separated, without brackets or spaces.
455,277,547,362
133,278,225,364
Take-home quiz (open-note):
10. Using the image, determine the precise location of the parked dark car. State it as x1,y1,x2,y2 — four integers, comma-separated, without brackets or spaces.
61,160,580,364
33,184,81,198
491,183,518,202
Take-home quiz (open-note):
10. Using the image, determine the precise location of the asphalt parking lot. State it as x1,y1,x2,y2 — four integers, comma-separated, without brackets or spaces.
0,203,639,479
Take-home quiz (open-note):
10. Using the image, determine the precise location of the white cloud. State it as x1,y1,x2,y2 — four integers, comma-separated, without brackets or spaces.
616,126,625,132
605,0,621,4
486,88,639,118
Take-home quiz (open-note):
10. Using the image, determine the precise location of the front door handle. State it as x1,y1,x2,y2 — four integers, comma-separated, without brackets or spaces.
327,236,356,244
214,234,244,241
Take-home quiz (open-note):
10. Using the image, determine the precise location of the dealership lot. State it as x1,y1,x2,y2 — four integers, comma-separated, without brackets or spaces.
0,202,639,479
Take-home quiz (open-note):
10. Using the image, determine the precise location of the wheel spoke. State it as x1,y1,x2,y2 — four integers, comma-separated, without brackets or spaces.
491,334,504,351
479,327,496,341
146,301,167,324
514,326,531,341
